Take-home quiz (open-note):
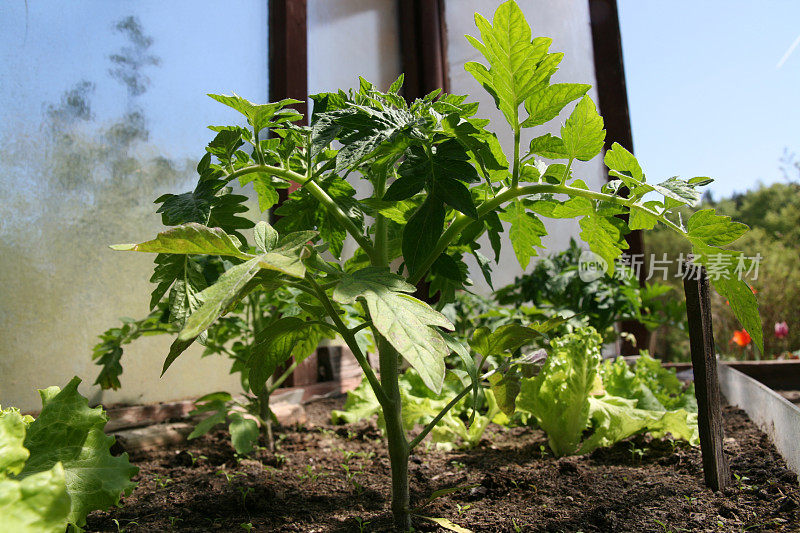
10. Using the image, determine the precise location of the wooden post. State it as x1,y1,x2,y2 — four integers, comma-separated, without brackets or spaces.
269,0,317,387
683,259,730,491
588,0,647,354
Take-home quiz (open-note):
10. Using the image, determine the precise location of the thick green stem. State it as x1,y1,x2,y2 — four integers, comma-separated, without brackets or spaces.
378,336,411,531
368,163,413,529
373,165,390,267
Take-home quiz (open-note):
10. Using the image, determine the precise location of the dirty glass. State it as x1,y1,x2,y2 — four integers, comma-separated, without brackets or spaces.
0,1,268,410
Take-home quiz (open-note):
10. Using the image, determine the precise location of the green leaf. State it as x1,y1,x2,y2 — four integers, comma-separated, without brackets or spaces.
529,197,594,218
0,408,29,477
387,140,480,207
487,373,521,417
208,94,303,134
167,257,207,332
178,255,266,342
652,177,702,207
561,96,605,161
579,395,698,454
274,175,361,259
433,178,478,219
228,413,260,455
205,127,245,164
687,209,748,247
361,198,421,225
604,142,644,182
328,105,420,173
689,241,762,351
465,1,558,126
252,175,280,212
529,133,568,160
331,377,382,425
0,463,70,533
249,318,322,394
499,200,547,269
441,115,509,181
254,221,279,252
20,377,138,527
148,254,185,309
111,223,248,259
161,335,196,377
521,83,591,127
628,208,658,231
187,410,227,440
155,181,254,241
471,324,547,357
601,357,667,411
402,197,446,276
442,331,479,423
333,267,454,393
579,213,629,275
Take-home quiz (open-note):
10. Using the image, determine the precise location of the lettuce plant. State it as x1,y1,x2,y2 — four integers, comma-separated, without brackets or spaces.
110,1,759,527
516,328,697,456
0,378,137,532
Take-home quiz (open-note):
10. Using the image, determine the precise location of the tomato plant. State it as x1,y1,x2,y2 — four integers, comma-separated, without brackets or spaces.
111,1,759,528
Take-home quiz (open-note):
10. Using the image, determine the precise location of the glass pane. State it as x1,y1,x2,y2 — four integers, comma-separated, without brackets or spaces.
0,1,268,410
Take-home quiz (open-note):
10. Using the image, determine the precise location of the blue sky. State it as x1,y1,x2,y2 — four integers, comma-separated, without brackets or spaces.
618,1,800,199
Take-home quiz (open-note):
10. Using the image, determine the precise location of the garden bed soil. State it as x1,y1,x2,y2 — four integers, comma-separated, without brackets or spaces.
87,397,800,532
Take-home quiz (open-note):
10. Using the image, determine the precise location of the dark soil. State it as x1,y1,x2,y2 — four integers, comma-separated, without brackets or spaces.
87,398,800,532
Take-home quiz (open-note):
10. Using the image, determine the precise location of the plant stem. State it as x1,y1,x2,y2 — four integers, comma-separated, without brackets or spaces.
511,125,521,189
408,384,472,451
373,165,389,266
367,163,412,529
408,182,687,285
227,164,376,260
305,274,389,407
377,336,411,531
268,358,299,395
258,384,274,451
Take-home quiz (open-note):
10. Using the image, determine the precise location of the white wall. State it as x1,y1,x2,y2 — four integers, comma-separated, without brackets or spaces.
445,0,605,291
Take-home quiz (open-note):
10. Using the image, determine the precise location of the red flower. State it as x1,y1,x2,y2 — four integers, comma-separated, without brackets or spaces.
731,330,752,347
775,322,789,339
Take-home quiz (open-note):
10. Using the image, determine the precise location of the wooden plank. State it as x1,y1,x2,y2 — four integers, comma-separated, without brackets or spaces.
103,345,364,431
719,364,800,475
105,400,196,433
111,402,307,452
683,262,730,491
588,0,645,354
